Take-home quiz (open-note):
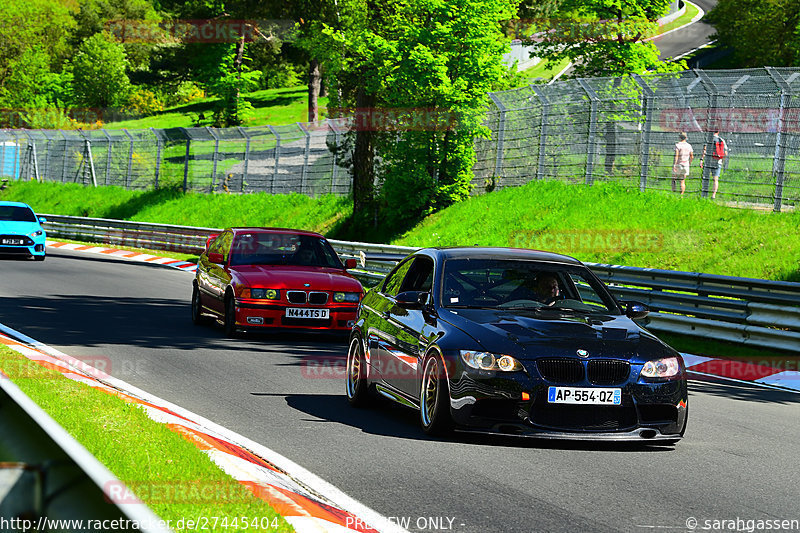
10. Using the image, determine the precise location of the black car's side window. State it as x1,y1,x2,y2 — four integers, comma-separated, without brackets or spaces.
399,257,434,293
382,259,415,297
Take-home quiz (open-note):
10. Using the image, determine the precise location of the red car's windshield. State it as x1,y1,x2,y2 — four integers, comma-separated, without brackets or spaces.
229,232,342,268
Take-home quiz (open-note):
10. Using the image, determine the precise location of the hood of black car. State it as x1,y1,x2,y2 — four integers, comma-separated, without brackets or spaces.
439,307,673,362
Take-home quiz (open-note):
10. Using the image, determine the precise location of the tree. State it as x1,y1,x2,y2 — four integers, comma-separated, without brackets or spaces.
708,0,800,67
71,32,132,108
529,0,683,78
312,0,519,228
0,0,78,108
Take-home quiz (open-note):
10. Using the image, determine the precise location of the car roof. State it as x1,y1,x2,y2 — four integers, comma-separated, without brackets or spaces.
0,201,34,209
420,246,584,266
227,227,325,238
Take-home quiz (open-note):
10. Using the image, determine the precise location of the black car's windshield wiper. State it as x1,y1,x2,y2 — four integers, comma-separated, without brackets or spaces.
445,304,496,310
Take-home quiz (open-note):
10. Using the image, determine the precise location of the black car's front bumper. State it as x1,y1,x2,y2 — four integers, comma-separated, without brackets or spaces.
447,367,688,442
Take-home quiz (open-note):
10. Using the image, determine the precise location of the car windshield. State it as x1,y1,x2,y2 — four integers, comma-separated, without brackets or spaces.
0,205,37,223
441,258,619,314
229,232,342,268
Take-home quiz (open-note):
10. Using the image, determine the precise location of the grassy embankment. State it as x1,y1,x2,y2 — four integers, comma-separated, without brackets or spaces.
3,178,799,364
104,86,327,131
0,344,293,531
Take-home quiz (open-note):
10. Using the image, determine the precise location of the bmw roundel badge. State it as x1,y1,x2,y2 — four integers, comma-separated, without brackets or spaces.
577,349,589,358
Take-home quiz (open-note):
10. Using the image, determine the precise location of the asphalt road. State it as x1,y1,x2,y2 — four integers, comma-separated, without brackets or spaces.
656,0,718,60
2,249,800,533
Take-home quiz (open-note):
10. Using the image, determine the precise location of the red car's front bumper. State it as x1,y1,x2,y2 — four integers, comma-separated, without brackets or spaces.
234,299,358,331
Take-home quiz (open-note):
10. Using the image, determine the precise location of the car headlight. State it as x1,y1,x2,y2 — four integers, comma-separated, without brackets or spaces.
334,291,360,303
640,357,681,378
460,350,524,372
246,288,280,300
30,230,43,237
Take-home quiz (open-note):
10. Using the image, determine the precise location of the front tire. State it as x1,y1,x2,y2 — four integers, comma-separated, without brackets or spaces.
346,337,369,406
191,284,209,325
419,354,453,436
224,294,238,338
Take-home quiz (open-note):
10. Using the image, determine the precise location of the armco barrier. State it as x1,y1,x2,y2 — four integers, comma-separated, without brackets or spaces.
42,215,800,352
0,358,170,530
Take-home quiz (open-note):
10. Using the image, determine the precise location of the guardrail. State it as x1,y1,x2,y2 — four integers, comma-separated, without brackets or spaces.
0,363,169,530
42,214,800,352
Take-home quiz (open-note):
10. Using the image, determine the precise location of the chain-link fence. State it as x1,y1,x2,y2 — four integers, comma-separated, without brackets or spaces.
4,120,351,196
475,67,800,211
3,68,800,211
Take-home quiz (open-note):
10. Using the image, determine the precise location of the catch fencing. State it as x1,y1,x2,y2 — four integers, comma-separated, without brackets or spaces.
5,68,800,210
41,214,800,352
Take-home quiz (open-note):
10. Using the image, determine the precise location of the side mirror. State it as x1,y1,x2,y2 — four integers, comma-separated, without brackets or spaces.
623,300,649,320
395,291,428,310
344,258,357,269
207,252,224,264
38,216,47,223
205,234,218,252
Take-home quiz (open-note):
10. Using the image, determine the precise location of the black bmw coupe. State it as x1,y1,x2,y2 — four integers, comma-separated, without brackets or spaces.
346,247,688,443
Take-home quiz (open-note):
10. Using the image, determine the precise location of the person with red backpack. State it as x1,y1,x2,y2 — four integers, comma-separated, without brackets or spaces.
700,130,728,199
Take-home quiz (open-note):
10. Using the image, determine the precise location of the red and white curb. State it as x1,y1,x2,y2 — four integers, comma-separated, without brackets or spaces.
0,323,408,533
46,241,198,272
682,353,800,393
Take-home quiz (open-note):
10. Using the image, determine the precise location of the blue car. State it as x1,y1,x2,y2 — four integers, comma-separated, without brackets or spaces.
0,201,47,261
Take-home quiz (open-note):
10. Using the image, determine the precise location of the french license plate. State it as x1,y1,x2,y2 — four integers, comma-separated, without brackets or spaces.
1,238,24,245
547,386,621,405
286,308,329,319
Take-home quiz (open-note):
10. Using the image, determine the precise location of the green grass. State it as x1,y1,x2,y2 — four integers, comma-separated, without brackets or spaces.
391,180,800,282
105,86,328,130
1,181,350,234
520,57,571,82
657,0,701,34
0,345,293,532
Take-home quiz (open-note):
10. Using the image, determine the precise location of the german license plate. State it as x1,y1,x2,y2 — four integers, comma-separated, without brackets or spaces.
547,387,621,405
1,238,24,245
286,308,329,319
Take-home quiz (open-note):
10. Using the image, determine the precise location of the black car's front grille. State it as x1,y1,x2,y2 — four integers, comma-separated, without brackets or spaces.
530,398,638,431
536,358,584,384
587,360,630,385
287,291,306,304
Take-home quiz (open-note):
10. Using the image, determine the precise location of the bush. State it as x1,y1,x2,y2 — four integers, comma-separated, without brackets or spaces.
125,87,164,116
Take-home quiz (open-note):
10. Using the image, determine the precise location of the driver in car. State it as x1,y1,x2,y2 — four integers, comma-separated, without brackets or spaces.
535,273,561,305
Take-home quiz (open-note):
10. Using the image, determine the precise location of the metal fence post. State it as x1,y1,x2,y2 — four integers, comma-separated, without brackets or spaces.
180,127,190,192
532,86,549,181
267,125,280,194
633,74,655,193
766,67,792,213
488,93,506,182
329,120,341,195
694,69,719,198
237,127,251,193
59,130,68,183
123,129,135,189
103,130,113,186
297,123,311,195
206,127,219,192
23,131,41,182
578,79,599,185
78,130,97,187
150,127,162,190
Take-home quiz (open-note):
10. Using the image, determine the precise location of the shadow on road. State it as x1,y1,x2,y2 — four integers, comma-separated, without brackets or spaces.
253,392,675,452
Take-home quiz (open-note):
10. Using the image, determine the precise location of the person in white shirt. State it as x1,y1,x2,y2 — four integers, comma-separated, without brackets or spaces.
672,132,694,196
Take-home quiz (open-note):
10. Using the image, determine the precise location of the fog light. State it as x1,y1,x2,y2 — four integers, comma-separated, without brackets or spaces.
347,320,354,328
246,317,264,325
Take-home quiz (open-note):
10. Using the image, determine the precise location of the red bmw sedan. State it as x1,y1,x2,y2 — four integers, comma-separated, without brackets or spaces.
192,227,363,336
